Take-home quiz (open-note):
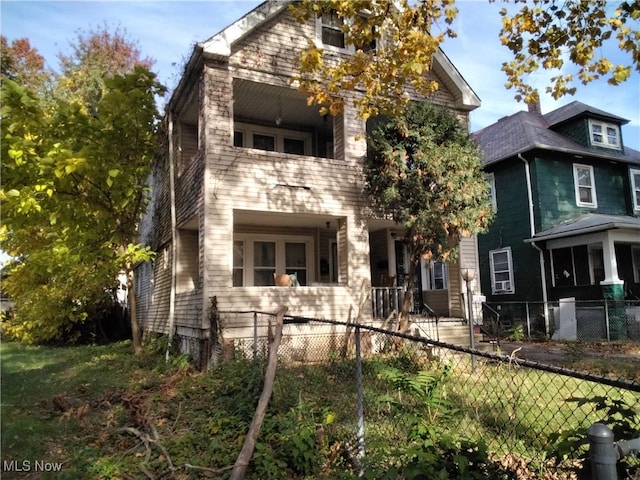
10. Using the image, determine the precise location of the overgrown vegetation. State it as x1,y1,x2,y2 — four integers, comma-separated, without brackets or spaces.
2,340,638,479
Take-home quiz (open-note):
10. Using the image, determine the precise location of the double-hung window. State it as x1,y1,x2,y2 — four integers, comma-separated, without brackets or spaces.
489,248,514,294
485,173,497,211
233,235,313,286
426,261,447,290
631,168,640,211
318,9,376,52
589,120,621,150
321,10,345,48
573,164,597,208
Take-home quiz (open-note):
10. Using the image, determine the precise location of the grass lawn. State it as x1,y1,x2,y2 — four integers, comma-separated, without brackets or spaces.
1,340,171,479
1,339,638,479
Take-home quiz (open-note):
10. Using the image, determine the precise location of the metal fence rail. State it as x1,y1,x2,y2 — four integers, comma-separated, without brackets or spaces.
481,300,640,342
210,310,640,478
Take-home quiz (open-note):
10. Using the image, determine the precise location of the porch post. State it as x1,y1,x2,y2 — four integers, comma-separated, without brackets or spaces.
600,233,626,340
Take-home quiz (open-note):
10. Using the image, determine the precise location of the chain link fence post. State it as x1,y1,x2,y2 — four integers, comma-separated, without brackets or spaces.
355,325,366,475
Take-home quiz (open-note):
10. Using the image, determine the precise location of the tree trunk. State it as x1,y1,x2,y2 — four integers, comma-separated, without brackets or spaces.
397,251,419,333
127,266,142,356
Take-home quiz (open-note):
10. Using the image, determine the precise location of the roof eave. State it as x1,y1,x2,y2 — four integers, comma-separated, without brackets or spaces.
485,143,639,167
433,49,481,111
167,45,204,114
201,0,291,57
525,222,640,243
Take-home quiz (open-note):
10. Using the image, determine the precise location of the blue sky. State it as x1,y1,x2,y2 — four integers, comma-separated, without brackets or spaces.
1,0,639,149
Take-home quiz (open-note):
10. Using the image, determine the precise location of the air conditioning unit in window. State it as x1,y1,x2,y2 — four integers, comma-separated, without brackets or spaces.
494,281,511,292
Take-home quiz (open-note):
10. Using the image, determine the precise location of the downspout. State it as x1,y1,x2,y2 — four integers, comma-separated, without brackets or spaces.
518,153,550,336
165,113,178,362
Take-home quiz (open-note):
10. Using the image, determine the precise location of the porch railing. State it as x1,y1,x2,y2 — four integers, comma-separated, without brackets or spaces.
371,286,406,319
371,286,428,319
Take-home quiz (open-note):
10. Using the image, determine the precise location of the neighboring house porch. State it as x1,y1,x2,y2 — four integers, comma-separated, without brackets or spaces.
527,214,640,302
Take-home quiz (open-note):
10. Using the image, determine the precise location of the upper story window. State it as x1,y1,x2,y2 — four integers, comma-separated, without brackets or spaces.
589,120,621,150
318,10,376,52
630,168,640,211
573,163,597,208
234,122,312,156
485,173,497,211
489,247,514,294
321,10,345,48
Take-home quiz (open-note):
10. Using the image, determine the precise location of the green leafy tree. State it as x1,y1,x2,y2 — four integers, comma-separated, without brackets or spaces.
2,27,162,351
291,0,639,116
366,101,493,330
1,68,164,351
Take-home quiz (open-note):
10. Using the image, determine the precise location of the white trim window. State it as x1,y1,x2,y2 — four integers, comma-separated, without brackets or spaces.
425,261,447,290
234,122,312,156
489,247,514,294
320,10,345,48
573,163,597,208
630,168,640,211
233,234,314,286
316,10,377,52
485,172,497,211
589,119,621,150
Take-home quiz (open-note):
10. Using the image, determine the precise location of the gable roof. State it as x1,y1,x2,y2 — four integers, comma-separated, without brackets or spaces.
201,1,289,57
474,105,640,167
195,0,479,111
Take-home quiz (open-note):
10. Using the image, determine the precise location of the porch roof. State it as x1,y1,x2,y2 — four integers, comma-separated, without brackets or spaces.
525,214,640,243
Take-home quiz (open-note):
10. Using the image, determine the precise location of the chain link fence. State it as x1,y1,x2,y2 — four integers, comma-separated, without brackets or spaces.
481,300,640,343
211,310,640,479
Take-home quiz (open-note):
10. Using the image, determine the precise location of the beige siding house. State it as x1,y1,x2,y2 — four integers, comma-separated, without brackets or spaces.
135,1,482,351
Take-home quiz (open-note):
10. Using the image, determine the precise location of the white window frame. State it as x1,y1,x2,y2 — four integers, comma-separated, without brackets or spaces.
630,168,640,211
426,261,447,290
485,172,497,211
233,233,314,287
234,122,312,156
489,247,515,294
232,240,245,287
573,163,598,208
588,245,604,285
318,9,346,49
315,10,377,53
588,119,621,150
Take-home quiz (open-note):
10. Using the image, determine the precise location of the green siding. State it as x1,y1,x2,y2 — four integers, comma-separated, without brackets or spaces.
478,161,543,302
551,118,589,147
531,155,628,231
479,154,635,303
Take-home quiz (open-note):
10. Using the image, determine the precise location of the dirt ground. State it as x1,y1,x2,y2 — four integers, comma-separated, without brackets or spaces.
497,340,640,382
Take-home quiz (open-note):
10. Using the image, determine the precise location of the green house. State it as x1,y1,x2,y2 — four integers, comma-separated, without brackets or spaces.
475,101,640,313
